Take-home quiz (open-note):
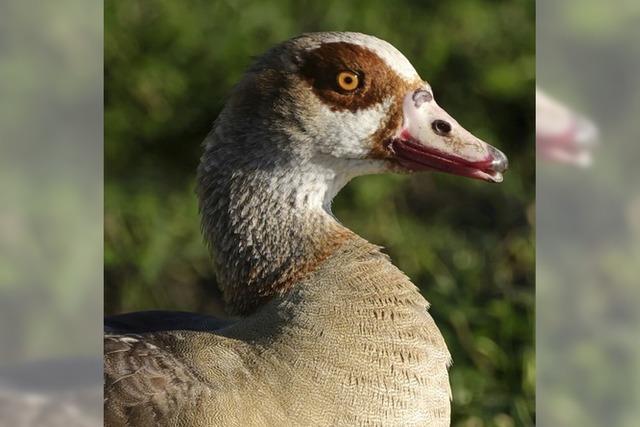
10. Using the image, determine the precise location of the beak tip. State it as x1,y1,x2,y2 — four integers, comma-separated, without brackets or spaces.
492,157,509,173
488,146,509,174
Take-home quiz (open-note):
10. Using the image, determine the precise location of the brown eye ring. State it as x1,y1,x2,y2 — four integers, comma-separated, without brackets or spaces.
336,71,360,92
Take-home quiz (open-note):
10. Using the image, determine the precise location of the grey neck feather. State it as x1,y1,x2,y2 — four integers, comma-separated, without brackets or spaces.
197,129,363,315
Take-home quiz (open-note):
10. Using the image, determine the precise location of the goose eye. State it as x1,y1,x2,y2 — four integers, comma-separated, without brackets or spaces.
336,71,360,92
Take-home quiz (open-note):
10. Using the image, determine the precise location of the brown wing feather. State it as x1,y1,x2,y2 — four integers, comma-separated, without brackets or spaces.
104,333,203,426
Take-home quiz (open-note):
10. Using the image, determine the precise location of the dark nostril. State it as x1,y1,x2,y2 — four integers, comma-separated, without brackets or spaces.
432,120,452,136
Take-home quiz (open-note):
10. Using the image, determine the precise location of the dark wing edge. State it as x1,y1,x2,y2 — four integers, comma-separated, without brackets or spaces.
105,310,235,334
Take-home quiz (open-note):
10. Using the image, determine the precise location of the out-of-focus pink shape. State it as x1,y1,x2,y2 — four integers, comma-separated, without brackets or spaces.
536,87,599,167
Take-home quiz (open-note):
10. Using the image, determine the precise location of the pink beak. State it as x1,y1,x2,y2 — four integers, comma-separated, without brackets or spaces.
391,88,508,183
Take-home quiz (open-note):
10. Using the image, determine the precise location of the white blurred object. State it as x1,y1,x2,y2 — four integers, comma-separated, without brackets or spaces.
0,359,101,427
536,87,599,167
0,388,100,427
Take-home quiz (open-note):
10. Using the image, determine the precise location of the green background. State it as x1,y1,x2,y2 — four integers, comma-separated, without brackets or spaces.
105,1,535,425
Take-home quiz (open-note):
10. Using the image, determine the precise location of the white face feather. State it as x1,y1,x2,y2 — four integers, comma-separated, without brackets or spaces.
294,94,396,212
303,95,394,159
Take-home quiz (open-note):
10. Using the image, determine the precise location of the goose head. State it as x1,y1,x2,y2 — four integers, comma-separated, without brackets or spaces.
210,32,508,192
200,32,509,314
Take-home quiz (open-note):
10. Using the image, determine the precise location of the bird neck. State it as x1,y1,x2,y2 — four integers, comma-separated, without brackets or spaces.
198,134,363,315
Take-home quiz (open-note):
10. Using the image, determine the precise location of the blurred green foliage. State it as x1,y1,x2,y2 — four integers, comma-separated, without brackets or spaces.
105,1,534,425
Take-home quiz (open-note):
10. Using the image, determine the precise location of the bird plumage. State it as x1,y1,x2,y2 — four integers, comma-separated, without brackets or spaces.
105,238,451,426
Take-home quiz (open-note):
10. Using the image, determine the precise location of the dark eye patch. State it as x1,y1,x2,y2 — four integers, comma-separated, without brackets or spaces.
300,47,365,94
299,42,409,112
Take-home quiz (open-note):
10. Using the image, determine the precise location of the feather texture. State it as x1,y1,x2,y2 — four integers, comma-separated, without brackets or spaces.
105,238,451,426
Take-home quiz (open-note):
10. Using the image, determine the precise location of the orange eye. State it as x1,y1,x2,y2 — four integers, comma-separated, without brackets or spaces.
336,71,360,91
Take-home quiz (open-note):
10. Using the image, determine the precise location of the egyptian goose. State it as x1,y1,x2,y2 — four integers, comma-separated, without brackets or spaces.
105,32,508,426
536,87,598,166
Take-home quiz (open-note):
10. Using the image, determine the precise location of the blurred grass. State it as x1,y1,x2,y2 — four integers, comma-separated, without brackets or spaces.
105,0,534,425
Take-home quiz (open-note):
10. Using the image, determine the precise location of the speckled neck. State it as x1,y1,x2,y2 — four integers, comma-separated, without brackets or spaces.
197,131,358,315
